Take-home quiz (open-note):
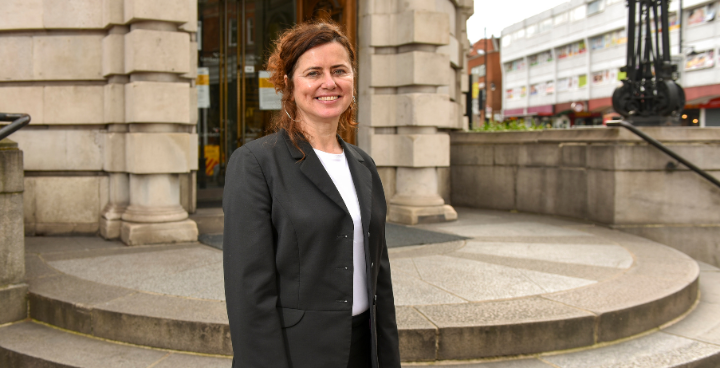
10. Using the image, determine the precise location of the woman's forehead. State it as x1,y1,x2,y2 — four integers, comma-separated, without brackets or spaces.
296,42,351,68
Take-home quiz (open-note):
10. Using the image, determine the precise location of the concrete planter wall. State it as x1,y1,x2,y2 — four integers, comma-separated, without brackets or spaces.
450,127,720,267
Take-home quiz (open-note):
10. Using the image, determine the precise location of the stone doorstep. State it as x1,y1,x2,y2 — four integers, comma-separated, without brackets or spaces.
4,270,720,368
26,248,699,361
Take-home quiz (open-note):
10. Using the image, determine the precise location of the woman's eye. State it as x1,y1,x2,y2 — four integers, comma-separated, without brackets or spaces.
333,69,347,75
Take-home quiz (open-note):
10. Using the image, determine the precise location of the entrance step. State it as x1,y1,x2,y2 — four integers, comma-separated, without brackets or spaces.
403,262,720,367
0,321,231,368
189,207,224,235
22,212,702,362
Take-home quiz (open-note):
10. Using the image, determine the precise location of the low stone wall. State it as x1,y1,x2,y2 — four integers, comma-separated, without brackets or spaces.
450,127,720,267
0,138,27,323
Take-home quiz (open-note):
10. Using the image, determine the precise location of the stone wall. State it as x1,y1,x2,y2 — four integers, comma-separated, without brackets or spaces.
451,128,720,266
358,0,473,224
0,0,198,244
0,139,27,323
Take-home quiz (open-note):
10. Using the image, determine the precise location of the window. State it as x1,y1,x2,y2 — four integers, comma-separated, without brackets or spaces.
685,50,715,70
570,6,586,22
557,75,587,91
587,0,604,15
592,69,620,84
504,59,526,72
529,50,553,66
526,24,538,37
687,3,717,26
589,29,627,50
554,12,568,25
556,40,587,59
512,28,525,40
530,81,554,96
539,18,553,33
471,65,486,77
502,35,512,47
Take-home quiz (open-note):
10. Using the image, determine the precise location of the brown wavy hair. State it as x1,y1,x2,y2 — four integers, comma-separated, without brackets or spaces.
266,21,357,157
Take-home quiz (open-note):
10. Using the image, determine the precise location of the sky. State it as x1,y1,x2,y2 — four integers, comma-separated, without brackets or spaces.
466,0,570,43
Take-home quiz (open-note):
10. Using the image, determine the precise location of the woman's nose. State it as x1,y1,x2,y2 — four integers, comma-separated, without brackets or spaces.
320,71,336,89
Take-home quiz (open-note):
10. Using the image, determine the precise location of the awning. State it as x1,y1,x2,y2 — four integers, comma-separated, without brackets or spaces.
504,107,525,117
527,104,554,116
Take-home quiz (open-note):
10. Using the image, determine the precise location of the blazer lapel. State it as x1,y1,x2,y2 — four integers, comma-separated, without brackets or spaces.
342,140,373,235
282,130,349,214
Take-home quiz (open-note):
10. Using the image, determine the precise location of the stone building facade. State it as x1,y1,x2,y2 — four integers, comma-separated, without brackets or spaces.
0,0,473,245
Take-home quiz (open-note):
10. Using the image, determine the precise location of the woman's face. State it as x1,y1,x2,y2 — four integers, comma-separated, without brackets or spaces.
290,41,353,127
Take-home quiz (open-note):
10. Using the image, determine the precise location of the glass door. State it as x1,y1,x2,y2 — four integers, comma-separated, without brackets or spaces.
196,0,355,205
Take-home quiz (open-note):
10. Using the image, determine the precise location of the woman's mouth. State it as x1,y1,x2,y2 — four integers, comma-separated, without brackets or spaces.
316,96,340,101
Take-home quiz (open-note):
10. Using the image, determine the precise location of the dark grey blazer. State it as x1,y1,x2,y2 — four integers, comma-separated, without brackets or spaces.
223,129,401,368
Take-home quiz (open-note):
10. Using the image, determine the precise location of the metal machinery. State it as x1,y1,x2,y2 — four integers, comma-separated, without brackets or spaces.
612,0,686,125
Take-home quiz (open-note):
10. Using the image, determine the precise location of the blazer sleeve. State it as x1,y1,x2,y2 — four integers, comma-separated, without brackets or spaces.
223,146,289,368
376,227,401,367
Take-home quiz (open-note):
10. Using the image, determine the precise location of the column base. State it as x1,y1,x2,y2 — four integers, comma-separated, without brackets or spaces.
0,283,28,324
121,219,198,246
100,217,122,240
387,204,457,225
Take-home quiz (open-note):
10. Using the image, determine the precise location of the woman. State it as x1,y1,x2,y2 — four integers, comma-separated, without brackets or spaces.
223,22,401,368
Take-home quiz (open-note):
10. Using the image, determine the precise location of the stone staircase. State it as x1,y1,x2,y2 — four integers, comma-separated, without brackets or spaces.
1,209,719,367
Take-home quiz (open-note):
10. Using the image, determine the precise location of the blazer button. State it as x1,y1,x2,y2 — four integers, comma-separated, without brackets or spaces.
368,232,370,237
371,262,374,268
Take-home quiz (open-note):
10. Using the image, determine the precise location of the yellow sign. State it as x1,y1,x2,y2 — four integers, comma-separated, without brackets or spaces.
472,82,479,99
196,73,209,86
204,145,219,176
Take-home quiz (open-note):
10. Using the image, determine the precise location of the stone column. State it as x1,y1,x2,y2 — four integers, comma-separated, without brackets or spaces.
117,1,199,245
358,0,473,224
0,139,27,324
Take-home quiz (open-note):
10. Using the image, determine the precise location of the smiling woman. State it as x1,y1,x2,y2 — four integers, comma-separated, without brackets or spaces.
223,21,400,368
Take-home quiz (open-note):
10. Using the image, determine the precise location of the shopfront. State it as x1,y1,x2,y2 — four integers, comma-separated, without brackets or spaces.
195,0,356,203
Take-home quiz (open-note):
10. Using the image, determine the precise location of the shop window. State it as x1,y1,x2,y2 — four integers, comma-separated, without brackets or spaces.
506,86,527,100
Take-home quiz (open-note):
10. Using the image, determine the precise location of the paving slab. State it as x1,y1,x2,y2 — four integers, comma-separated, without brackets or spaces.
459,241,633,269
25,236,125,254
448,252,622,281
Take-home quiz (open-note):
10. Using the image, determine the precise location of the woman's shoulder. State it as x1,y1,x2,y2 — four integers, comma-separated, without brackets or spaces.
230,131,285,160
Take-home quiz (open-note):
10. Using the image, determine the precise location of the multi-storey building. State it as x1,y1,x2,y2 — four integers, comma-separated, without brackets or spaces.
500,0,720,127
467,38,502,126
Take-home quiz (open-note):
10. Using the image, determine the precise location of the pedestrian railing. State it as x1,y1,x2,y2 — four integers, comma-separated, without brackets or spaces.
0,113,31,141
607,120,720,190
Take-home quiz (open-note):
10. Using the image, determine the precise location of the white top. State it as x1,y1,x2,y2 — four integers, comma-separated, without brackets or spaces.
313,148,368,316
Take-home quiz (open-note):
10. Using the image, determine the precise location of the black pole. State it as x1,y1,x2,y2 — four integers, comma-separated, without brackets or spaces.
0,113,31,141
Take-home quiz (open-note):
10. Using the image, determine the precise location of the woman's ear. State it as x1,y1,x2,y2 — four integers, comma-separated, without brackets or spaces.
284,75,294,101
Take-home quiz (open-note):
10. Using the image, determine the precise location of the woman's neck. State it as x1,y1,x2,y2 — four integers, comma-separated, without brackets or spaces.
301,119,342,154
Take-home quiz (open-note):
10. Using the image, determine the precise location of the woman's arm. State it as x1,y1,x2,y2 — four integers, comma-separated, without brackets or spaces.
375,237,401,367
223,146,289,368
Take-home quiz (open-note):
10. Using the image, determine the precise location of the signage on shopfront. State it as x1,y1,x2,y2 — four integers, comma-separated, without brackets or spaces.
259,71,282,110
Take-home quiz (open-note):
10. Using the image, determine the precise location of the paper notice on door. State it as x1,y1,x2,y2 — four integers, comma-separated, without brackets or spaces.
197,67,210,109
259,71,281,110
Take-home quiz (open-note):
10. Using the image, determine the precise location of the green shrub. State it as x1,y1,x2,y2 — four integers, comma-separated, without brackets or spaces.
472,120,546,132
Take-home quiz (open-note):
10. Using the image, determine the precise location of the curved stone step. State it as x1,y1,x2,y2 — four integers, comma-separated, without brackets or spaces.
402,262,720,367
0,321,231,368
23,211,701,361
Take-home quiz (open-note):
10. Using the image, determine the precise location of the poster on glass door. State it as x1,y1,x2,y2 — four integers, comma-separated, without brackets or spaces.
259,71,282,110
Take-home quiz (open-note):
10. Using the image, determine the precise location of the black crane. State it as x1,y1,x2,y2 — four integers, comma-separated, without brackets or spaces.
612,0,685,125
